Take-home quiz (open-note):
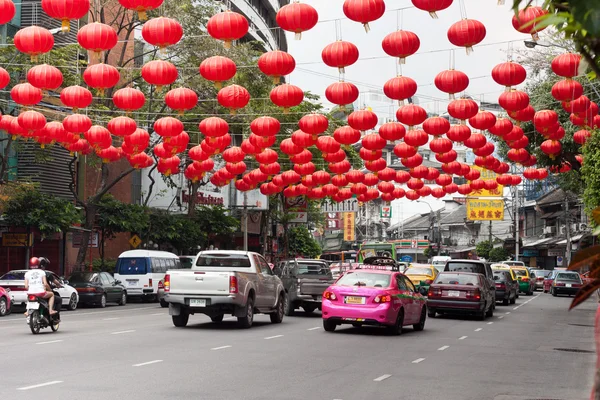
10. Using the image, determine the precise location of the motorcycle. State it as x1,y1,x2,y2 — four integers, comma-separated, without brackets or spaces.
26,292,61,334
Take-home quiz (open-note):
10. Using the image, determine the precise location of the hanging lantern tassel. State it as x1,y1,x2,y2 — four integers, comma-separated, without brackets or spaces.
272,76,280,85
61,19,70,33
497,0,505,4
429,11,439,19
338,67,345,74
363,23,370,33
399,57,406,65
449,93,455,100
283,107,290,115
160,46,167,56
214,82,223,90
30,54,38,63
398,100,405,106
223,40,232,50
11,135,16,140
137,10,148,21
531,32,540,42
295,31,302,40
466,46,474,55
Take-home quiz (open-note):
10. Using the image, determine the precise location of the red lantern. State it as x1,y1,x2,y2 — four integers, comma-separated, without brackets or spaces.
378,181,395,194
499,89,529,112
107,116,137,137
313,171,331,186
97,146,121,163
18,110,46,133
276,1,318,40
348,109,378,132
280,138,303,156
381,30,420,64
488,118,513,137
446,124,471,143
299,113,329,137
434,69,469,99
0,0,16,25
241,140,258,155
332,126,359,146
361,133,386,153
207,10,249,49
251,116,280,142
322,41,359,73
113,87,145,112
199,116,228,142
404,129,428,147
436,150,457,163
325,82,359,109
60,85,93,111
402,154,423,168
396,104,427,128
342,0,385,32
366,158,386,173
258,51,296,84
469,111,496,131
255,148,278,164
218,84,250,114
351,183,367,195
44,121,67,143
537,169,549,180
447,98,479,123
347,170,365,184
540,140,562,159
430,137,452,154
384,76,417,106
394,142,417,158
263,162,282,177
411,165,429,179
141,60,178,91
504,125,524,142
457,184,472,195
423,116,450,136
0,67,9,90
442,161,461,175
465,169,480,181
163,131,189,155
360,147,382,161
85,125,112,150
83,63,120,96
199,56,236,89
291,130,315,148
447,19,486,54
563,95,590,114
329,160,351,175
411,0,452,18
551,79,583,103
491,61,526,90
317,136,341,154
512,6,548,41
141,17,183,50
507,148,530,163
523,168,538,180
270,84,303,113
551,53,581,78
508,105,535,123
533,110,559,134
11,83,43,106
124,129,150,154
395,171,411,184
155,116,184,140
27,64,63,91
291,149,312,164
118,0,162,20
379,122,406,142
165,88,198,115
378,167,396,182
14,26,54,62
474,142,495,157
77,22,118,57
574,129,591,145
157,156,181,177
364,173,379,186
463,132,486,149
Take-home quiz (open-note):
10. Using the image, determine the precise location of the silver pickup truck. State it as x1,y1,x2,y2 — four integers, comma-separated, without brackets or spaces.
164,250,286,329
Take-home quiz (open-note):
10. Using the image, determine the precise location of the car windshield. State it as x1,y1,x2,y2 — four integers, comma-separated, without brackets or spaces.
68,273,95,283
446,262,485,274
435,273,479,285
196,254,251,267
512,269,528,277
533,270,551,277
116,257,148,275
405,267,433,275
0,271,26,280
556,273,581,282
336,272,391,288
297,262,330,276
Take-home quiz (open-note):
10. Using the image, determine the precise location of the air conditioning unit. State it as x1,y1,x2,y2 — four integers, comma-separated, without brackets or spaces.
579,223,589,231
559,226,567,234
543,226,555,234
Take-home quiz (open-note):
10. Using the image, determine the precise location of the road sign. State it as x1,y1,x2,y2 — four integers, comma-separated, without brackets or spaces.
343,212,355,241
129,234,142,248
556,256,564,267
321,198,359,213
401,255,413,263
2,233,33,247
466,199,504,221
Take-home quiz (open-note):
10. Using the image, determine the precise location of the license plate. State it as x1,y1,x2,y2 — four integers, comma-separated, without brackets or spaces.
316,296,322,302
27,302,39,309
343,318,364,321
189,299,206,307
345,296,365,304
127,280,138,287
448,291,460,297
566,284,572,288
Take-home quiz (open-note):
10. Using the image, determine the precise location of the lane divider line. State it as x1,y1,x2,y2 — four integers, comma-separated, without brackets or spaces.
265,335,284,340
36,340,63,345
211,345,232,350
307,327,320,331
438,346,449,351
498,316,504,319
111,330,135,335
133,360,163,367
475,328,482,332
412,358,425,364
459,336,468,340
151,313,164,316
373,374,391,382
505,312,511,314
103,317,119,321
487,322,494,325
17,381,63,391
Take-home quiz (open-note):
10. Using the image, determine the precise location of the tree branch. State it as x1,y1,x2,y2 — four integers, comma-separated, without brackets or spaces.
143,162,158,206
92,165,136,203
68,155,87,209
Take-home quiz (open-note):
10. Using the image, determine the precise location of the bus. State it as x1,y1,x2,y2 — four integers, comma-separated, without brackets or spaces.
320,251,357,263
358,240,430,263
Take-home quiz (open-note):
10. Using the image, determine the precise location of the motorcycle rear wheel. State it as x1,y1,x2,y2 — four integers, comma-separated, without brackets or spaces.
50,318,60,332
29,310,41,334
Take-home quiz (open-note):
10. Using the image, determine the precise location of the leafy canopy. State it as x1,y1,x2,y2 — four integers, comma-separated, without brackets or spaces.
289,226,321,259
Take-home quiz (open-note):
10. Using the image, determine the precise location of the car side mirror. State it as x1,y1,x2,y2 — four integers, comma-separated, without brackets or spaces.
419,287,428,295
63,280,69,285
115,280,121,285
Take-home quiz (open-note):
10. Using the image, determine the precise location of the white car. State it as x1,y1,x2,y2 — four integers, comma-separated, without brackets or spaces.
0,270,79,311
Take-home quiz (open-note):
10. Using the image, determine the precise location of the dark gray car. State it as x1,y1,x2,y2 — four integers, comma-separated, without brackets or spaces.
274,259,334,316
444,259,496,304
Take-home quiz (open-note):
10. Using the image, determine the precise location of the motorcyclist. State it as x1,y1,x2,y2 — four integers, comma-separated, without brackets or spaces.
24,257,57,315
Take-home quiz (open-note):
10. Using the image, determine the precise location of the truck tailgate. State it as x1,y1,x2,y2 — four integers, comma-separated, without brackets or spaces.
168,270,231,296
300,278,334,295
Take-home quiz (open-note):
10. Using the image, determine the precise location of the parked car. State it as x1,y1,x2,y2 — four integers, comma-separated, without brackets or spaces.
164,251,285,328
491,264,519,298
0,286,11,316
543,270,559,293
404,264,438,293
0,270,79,310
427,272,495,320
511,267,535,295
321,268,427,335
492,270,518,305
68,272,127,308
530,269,551,291
550,271,583,297
444,259,496,303
274,259,334,315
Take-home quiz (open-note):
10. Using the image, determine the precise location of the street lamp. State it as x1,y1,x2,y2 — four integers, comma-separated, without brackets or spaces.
417,200,441,257
523,40,568,49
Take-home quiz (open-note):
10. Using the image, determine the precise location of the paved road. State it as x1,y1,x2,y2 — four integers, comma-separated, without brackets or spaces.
0,293,596,400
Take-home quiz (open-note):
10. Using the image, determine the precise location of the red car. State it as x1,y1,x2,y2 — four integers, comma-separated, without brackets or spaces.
0,286,11,317
427,272,495,320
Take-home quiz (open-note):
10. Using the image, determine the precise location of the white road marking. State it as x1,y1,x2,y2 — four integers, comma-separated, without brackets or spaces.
111,330,135,335
412,358,425,364
36,340,63,345
459,336,468,340
151,313,164,316
438,345,449,351
498,316,504,319
225,316,236,320
487,322,494,325
264,335,284,340
103,317,119,321
373,374,391,382
505,312,511,314
133,360,163,367
475,328,483,332
17,381,63,391
211,345,232,350
307,327,320,331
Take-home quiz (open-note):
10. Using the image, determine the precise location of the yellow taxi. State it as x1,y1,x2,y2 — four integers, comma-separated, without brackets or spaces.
404,264,438,292
510,267,535,295
491,263,520,299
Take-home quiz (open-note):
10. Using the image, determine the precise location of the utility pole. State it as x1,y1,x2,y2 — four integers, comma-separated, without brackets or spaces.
565,195,572,266
243,191,248,251
515,187,520,262
489,221,492,244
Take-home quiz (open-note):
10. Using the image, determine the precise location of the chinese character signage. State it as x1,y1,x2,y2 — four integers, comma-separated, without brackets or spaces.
470,166,504,197
466,199,505,221
343,212,355,241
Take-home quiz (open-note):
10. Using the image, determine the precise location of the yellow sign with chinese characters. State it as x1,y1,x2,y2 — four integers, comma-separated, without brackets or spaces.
467,199,505,221
343,212,355,241
469,166,504,197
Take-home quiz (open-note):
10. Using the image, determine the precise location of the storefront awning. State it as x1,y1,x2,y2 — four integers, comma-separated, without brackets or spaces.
522,237,554,248
555,234,584,246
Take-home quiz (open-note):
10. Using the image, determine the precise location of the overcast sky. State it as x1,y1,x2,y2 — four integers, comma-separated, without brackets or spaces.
285,0,531,225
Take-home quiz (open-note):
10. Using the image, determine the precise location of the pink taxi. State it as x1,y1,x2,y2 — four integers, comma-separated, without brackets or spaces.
321,268,427,335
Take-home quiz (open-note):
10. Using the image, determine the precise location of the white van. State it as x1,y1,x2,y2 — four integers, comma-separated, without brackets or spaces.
114,250,181,300
432,256,452,272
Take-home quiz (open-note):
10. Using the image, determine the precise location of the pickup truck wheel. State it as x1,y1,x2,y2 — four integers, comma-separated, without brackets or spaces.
323,319,336,332
211,314,224,323
283,295,294,316
303,305,316,314
270,294,284,324
172,310,189,327
237,296,254,329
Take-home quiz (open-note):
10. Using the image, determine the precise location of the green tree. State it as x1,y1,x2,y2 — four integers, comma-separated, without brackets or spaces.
488,247,509,263
288,226,321,259
476,240,493,259
1,183,80,238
